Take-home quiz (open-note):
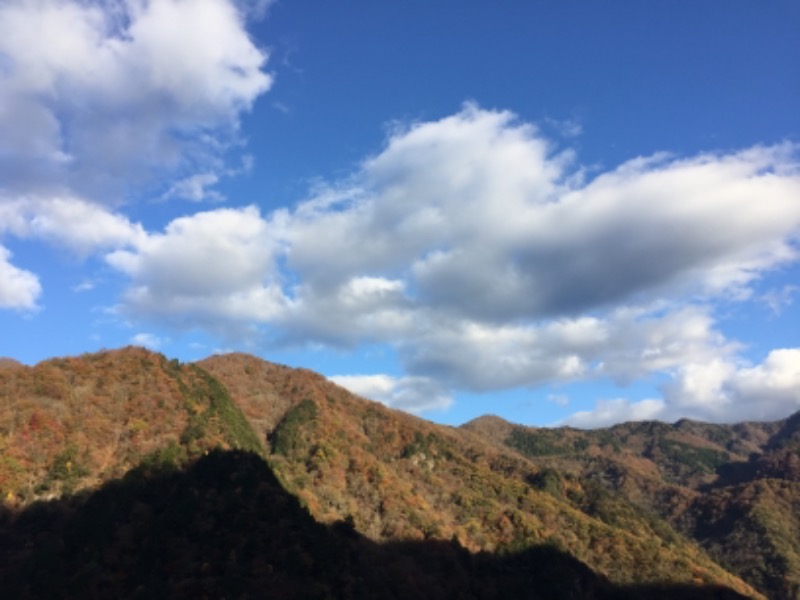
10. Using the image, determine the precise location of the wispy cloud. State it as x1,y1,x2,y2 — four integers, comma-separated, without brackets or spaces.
762,284,800,315
130,332,165,351
72,280,95,293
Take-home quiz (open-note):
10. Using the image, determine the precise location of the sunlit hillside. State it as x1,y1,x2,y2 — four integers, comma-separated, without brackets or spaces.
2,348,798,597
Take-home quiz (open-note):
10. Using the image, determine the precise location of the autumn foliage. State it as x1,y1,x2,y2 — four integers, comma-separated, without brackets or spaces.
1,348,797,598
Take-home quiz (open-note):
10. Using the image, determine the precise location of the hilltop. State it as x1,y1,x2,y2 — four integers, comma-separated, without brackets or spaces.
1,348,798,597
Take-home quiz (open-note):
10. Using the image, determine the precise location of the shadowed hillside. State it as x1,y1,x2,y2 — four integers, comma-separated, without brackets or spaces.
199,353,761,597
0,449,750,599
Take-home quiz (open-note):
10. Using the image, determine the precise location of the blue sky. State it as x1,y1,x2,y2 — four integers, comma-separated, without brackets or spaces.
1,0,799,427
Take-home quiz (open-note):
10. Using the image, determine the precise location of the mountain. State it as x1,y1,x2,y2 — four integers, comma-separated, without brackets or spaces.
462,411,800,599
0,449,747,600
1,348,797,598
0,347,262,503
198,353,763,597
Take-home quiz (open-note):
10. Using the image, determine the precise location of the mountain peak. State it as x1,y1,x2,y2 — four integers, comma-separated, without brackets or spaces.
0,357,22,369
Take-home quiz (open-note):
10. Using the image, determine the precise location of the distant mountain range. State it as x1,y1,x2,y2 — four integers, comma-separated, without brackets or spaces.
1,347,797,599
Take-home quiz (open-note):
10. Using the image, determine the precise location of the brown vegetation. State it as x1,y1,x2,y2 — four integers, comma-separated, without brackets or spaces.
2,348,797,597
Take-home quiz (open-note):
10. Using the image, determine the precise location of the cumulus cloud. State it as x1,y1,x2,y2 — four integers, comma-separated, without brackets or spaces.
565,349,800,427
0,195,145,255
107,206,286,330
329,374,452,414
399,305,735,392
0,0,797,428
664,349,800,422
279,276,414,347
0,194,145,303
283,107,800,326
100,105,800,422
0,0,271,200
0,246,41,310
0,0,272,313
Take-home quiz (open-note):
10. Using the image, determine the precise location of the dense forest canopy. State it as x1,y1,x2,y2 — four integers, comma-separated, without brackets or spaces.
1,348,798,598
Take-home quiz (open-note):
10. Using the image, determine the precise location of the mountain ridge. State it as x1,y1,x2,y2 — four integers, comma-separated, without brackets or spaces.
2,347,797,597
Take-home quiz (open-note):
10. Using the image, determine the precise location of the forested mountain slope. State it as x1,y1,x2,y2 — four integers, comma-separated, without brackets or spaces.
199,353,761,597
462,411,800,599
0,449,748,600
3,348,796,597
0,347,261,504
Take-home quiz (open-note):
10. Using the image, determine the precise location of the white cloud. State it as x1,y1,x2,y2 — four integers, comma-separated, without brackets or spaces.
73,280,95,293
100,105,800,421
236,0,277,20
762,284,800,315
0,0,271,200
279,276,413,346
735,349,800,402
399,305,733,392
0,195,146,256
107,206,286,329
0,0,272,313
130,332,164,350
564,398,667,429
567,348,800,427
329,374,452,414
163,173,223,202
0,0,796,430
0,246,41,310
664,348,800,422
544,116,583,139
276,107,800,334
547,393,570,407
